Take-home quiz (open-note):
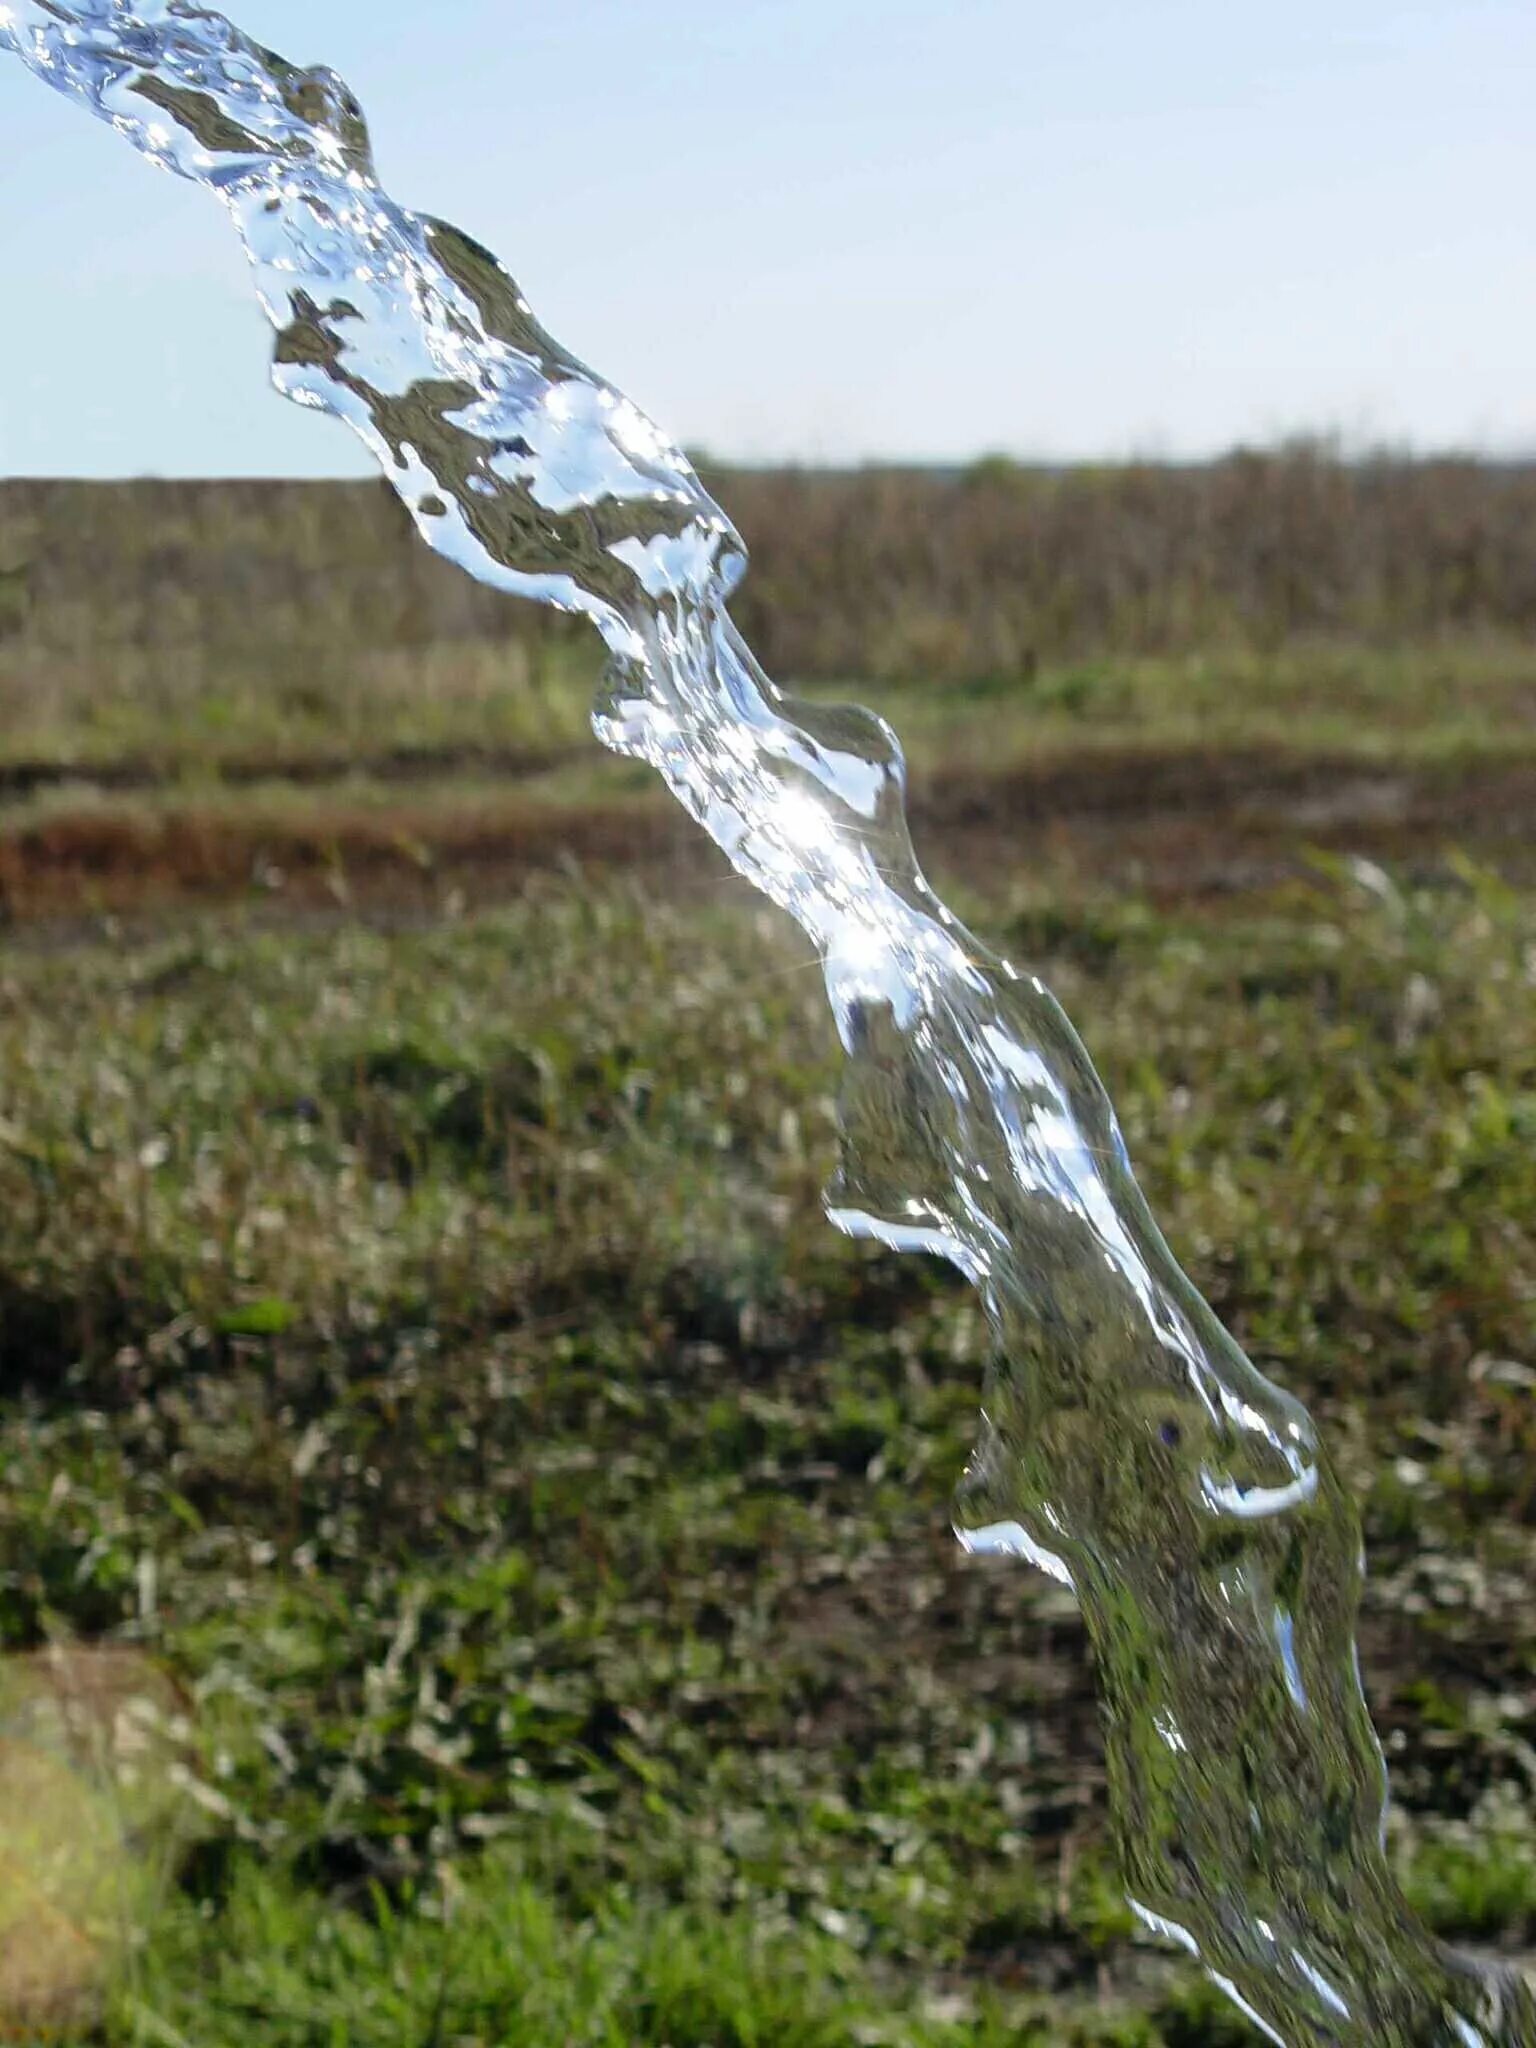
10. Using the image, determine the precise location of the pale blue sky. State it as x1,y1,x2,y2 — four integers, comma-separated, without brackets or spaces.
1,0,1531,475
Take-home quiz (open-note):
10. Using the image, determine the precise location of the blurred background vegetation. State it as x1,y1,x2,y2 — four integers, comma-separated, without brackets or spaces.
2,449,1536,2043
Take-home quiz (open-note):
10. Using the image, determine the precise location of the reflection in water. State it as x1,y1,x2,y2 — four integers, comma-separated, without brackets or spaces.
2,6,1532,2038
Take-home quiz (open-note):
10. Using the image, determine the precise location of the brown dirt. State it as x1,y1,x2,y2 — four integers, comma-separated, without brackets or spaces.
0,794,691,924
919,746,1536,903
0,740,583,801
2,745,1531,931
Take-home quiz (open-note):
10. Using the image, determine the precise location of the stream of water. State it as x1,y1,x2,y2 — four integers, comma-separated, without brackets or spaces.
3,6,1531,2039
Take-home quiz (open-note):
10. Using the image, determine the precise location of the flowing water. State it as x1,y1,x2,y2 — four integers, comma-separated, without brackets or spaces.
2,6,1530,2040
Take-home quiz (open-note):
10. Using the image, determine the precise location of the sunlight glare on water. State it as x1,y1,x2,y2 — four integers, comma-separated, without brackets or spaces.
2,5,1532,2039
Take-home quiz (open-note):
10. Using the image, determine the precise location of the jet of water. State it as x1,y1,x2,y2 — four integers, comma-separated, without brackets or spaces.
3,6,1529,2039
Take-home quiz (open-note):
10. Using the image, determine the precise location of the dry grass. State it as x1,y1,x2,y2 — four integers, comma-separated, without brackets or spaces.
5,452,1536,753
713,447,1536,681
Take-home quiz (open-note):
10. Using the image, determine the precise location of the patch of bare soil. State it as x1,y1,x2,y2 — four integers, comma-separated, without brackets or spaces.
0,795,696,924
0,739,582,800
2,746,1532,931
919,747,1536,899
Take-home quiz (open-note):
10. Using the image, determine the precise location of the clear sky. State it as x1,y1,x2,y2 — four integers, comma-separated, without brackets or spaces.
1,0,1532,476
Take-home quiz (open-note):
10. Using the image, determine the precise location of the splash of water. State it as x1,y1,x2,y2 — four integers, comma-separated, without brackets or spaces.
2,6,1529,2039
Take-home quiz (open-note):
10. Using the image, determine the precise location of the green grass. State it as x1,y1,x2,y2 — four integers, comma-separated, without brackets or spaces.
6,466,1536,2033
0,636,599,778
864,639,1536,771
7,638,1536,788
108,1847,1275,2048
4,861,1535,2038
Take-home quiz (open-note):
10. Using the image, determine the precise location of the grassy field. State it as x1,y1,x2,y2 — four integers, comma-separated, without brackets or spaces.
2,465,1536,2042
